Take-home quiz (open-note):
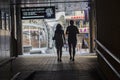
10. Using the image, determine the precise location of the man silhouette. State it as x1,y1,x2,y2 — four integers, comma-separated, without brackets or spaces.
66,20,79,61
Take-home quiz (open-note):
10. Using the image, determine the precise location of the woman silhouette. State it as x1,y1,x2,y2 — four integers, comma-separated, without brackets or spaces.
53,24,65,62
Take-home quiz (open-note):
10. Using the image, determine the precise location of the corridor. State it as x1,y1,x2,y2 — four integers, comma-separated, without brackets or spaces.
9,53,101,80
0,0,120,80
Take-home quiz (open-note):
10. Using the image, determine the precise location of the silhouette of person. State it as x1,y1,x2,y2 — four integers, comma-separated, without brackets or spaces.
53,24,65,62
82,37,88,49
66,20,79,61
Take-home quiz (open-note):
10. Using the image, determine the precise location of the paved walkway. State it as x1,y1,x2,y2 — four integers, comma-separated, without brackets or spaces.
10,52,101,80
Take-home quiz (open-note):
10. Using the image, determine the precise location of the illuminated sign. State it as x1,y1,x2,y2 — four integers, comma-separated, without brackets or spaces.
21,6,55,19
71,16,84,19
65,11,85,20
79,27,89,33
65,16,84,20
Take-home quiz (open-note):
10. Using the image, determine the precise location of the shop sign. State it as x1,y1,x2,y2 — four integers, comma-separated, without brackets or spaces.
65,16,84,20
21,6,55,19
71,16,84,19
79,27,89,33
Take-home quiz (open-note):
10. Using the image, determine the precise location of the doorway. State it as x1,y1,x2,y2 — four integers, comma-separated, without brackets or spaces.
20,1,94,56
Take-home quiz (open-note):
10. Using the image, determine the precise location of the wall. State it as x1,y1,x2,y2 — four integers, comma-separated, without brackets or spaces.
0,1,11,61
95,0,120,80
0,30,10,61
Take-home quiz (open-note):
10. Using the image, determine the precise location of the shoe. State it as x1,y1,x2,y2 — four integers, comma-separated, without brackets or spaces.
70,57,72,61
57,58,59,61
72,58,75,61
59,59,62,62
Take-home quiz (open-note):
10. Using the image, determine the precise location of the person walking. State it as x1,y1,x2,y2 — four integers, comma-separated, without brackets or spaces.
53,24,65,62
66,20,79,61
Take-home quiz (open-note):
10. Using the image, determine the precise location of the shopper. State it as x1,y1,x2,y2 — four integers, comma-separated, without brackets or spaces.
66,20,79,61
53,24,65,62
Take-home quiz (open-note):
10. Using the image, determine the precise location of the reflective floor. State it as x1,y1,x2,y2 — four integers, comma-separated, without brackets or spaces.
8,53,101,80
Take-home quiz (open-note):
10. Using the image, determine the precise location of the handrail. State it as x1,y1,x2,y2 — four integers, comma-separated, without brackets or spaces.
95,39,120,64
11,72,21,80
0,57,16,68
95,48,120,78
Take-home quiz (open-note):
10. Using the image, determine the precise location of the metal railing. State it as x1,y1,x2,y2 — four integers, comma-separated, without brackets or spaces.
10,72,21,80
94,39,120,78
0,57,16,68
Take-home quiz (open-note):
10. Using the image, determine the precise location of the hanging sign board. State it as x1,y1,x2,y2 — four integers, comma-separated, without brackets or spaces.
21,6,55,19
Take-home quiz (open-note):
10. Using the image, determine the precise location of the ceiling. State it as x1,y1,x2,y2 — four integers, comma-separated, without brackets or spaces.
18,0,89,3
0,0,89,11
18,0,89,11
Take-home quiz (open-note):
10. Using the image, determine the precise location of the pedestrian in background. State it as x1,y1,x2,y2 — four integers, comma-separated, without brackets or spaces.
53,24,65,62
82,37,88,49
66,20,79,61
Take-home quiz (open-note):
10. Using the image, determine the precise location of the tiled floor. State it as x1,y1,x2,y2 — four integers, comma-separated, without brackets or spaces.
11,53,101,80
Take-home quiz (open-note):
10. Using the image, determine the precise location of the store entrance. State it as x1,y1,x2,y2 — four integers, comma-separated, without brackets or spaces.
20,1,94,55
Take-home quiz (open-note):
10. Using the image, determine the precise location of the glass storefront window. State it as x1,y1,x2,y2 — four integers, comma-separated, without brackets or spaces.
0,10,2,29
0,8,10,61
1,11,5,30
6,13,9,30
